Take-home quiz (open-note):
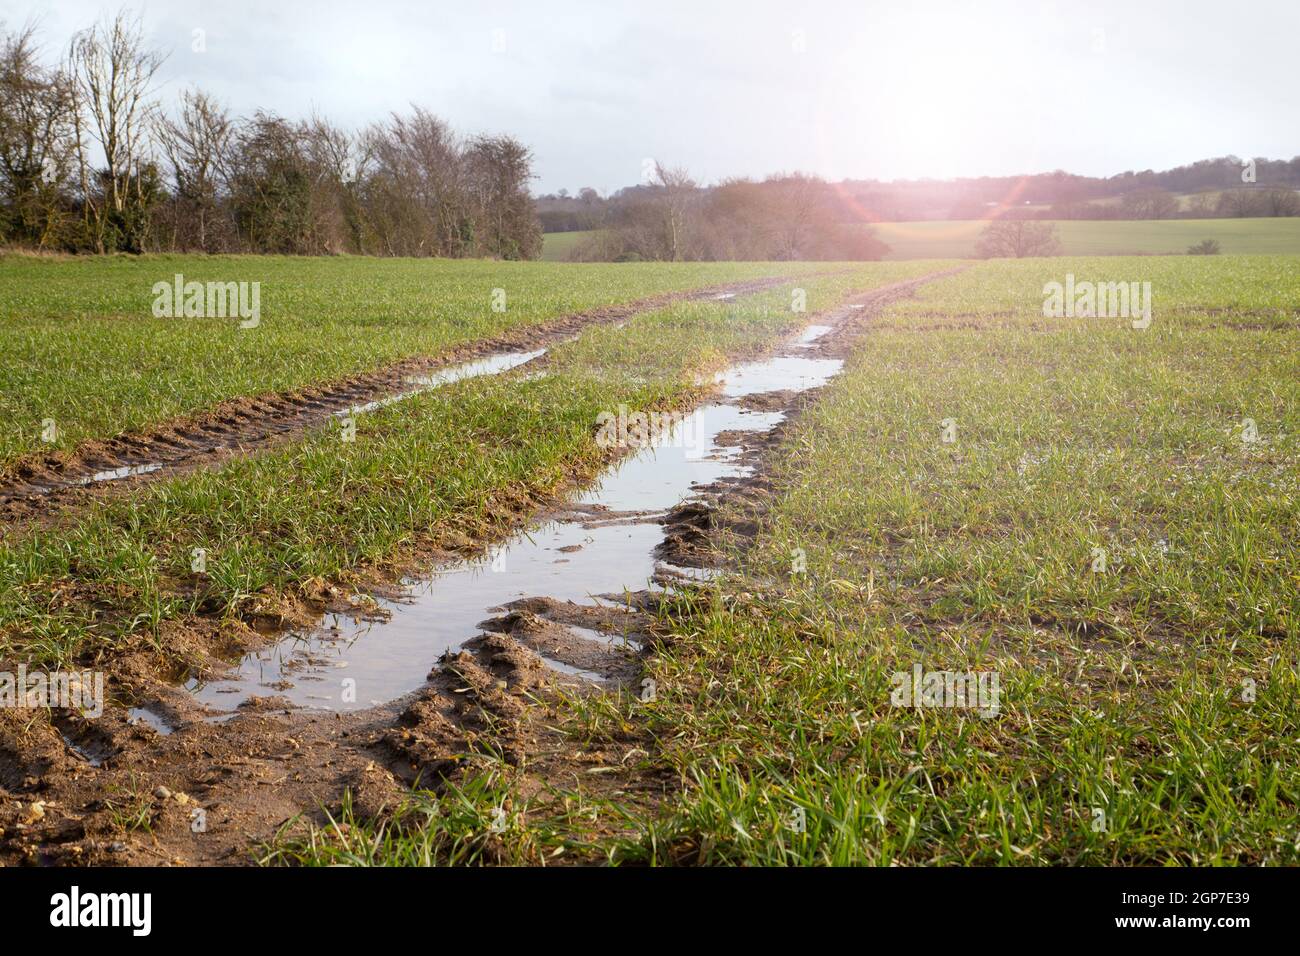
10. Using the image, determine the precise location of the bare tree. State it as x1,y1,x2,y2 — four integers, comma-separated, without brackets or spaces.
1183,191,1218,217
975,219,1061,258
655,162,695,261
763,173,824,259
1121,187,1178,219
464,133,541,259
157,88,231,250
66,8,165,251
0,21,77,247
362,107,470,257
299,112,366,253
1258,188,1300,217
1216,188,1262,218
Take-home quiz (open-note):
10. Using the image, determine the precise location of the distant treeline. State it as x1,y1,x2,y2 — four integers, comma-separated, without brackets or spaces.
540,156,1300,243
553,167,889,262
839,158,1300,221
0,12,542,257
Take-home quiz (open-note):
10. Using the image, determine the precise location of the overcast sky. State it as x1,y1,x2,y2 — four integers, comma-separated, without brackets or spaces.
7,0,1298,194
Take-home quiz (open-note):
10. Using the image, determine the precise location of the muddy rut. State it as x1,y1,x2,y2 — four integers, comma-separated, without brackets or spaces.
0,270,956,866
0,274,796,524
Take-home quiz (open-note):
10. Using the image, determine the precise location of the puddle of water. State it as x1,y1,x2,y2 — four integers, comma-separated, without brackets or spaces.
529,654,608,684
128,706,175,735
338,348,546,417
73,463,163,486
721,355,843,399
60,732,106,767
189,332,845,712
658,561,720,584
566,623,636,649
795,324,832,346
573,404,782,513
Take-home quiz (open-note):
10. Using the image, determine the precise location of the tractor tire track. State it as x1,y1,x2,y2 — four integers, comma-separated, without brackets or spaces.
0,274,801,525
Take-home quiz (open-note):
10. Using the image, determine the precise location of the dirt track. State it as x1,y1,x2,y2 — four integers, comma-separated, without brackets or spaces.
0,275,798,526
0,271,955,866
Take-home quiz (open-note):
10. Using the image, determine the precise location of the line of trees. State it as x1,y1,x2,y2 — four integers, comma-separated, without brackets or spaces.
542,157,1300,230
1048,184,1300,221
559,166,889,262
0,12,542,257
840,160,1300,222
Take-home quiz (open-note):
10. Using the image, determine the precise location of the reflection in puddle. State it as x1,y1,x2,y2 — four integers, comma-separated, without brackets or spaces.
336,348,547,417
128,706,175,735
60,732,107,766
537,656,608,684
74,463,163,486
190,332,845,712
721,355,843,398
795,324,832,346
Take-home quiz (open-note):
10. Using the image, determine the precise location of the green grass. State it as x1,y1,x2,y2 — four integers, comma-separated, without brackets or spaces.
259,772,584,866
540,231,596,261
0,261,938,669
0,253,820,471
618,255,1300,865
873,218,1300,259
16,249,1296,866
283,254,1300,866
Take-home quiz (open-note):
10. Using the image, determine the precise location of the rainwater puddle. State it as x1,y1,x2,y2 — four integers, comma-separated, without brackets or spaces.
72,463,163,486
189,327,846,712
336,348,547,416
127,706,175,735
795,324,832,346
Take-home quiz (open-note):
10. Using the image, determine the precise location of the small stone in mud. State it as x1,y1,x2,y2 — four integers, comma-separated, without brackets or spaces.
153,786,172,800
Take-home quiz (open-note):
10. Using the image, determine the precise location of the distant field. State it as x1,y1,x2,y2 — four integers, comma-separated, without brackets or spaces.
541,230,595,260
874,218,1300,259
545,219,1300,261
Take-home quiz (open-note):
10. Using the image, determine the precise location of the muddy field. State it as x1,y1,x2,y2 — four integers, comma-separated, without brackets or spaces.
5,253,1297,869
0,263,944,866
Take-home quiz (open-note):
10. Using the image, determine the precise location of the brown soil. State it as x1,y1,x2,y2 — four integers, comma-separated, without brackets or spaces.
0,269,958,867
